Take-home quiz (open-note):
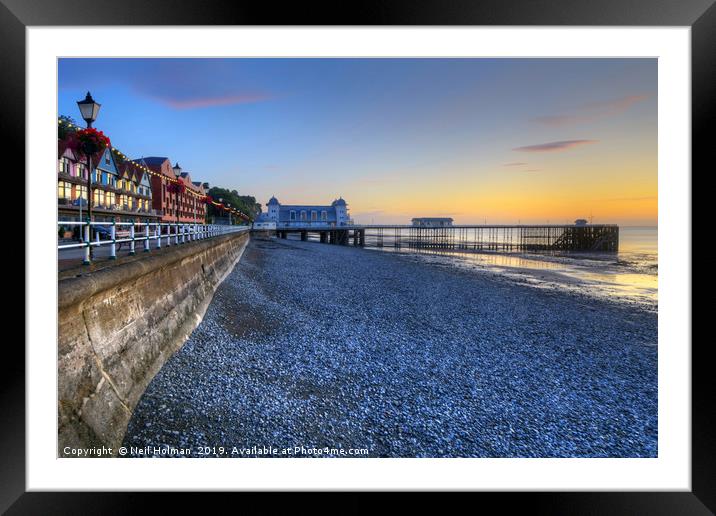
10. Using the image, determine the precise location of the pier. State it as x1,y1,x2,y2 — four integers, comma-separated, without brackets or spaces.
269,224,619,252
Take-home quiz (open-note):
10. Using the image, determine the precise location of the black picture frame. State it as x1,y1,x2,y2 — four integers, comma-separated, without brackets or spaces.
5,0,708,512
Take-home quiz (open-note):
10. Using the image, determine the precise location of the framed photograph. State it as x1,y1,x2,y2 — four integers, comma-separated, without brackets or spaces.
8,0,709,511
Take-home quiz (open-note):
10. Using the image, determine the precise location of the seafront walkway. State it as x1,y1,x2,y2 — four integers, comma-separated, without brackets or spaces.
57,223,248,271
123,236,657,458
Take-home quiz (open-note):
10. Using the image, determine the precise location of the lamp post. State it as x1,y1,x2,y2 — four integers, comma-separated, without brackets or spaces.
218,198,223,225
77,91,101,261
227,203,232,225
172,163,182,225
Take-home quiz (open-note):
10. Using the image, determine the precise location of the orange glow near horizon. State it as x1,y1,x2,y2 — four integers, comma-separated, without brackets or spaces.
346,158,657,226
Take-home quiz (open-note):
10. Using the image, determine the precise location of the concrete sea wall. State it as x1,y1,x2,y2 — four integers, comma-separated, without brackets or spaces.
58,231,249,456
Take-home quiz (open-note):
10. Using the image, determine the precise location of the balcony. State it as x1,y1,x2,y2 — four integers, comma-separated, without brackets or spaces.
278,221,333,228
58,197,88,208
58,171,89,185
58,198,161,217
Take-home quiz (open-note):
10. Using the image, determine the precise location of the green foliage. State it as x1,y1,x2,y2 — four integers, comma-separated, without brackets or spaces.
207,187,261,220
58,115,78,140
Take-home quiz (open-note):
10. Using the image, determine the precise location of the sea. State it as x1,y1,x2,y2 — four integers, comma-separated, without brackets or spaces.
366,226,658,311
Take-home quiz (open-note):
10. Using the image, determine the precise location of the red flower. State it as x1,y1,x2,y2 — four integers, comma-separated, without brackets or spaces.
75,127,110,156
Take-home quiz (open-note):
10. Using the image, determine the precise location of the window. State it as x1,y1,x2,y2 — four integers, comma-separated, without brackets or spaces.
300,210,307,221
93,189,105,207
290,210,296,221
75,163,85,179
321,210,327,221
311,210,317,221
58,181,71,200
74,185,87,201
59,157,71,174
106,192,115,206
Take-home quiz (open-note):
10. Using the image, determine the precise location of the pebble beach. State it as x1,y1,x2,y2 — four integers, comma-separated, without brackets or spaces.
123,236,658,458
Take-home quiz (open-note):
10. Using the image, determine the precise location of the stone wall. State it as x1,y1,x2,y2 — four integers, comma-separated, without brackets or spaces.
58,231,249,456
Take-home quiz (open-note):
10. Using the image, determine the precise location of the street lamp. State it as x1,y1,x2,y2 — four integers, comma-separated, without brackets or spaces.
227,203,232,225
77,91,101,262
77,92,101,128
172,163,182,225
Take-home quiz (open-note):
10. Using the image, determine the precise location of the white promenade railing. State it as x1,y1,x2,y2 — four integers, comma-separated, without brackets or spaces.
58,221,250,266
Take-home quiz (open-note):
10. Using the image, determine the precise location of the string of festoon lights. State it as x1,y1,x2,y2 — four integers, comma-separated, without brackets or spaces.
59,118,251,221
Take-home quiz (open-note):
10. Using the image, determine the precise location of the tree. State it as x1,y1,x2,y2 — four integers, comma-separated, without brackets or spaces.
206,187,261,221
58,115,79,140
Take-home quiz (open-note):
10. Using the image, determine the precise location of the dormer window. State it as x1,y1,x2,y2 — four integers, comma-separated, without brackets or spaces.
59,157,71,174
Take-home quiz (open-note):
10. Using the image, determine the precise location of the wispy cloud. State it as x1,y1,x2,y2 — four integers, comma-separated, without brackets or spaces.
502,162,527,167
533,94,649,127
513,140,598,153
59,59,274,110
157,93,270,109
591,196,657,202
533,114,589,126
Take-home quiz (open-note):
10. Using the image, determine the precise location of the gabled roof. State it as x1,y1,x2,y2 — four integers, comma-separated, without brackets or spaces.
132,156,175,179
116,162,131,180
137,156,170,166
58,139,79,160
136,166,153,187
93,147,119,175
121,160,139,178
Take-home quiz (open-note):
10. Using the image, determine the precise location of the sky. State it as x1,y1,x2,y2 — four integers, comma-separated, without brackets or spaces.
58,58,657,225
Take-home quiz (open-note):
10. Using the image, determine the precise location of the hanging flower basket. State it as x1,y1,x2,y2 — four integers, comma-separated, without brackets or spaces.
76,127,111,157
167,182,186,195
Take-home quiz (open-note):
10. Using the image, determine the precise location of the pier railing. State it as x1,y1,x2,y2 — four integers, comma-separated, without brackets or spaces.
58,221,249,266
272,224,619,252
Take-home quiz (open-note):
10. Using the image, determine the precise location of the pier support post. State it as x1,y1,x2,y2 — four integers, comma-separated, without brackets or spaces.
301,231,307,241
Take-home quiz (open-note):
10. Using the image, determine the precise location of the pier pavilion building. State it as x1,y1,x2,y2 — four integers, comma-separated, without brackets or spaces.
257,196,352,227
411,217,454,227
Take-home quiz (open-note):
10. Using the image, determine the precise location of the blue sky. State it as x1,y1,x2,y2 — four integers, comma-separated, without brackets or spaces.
58,58,657,224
